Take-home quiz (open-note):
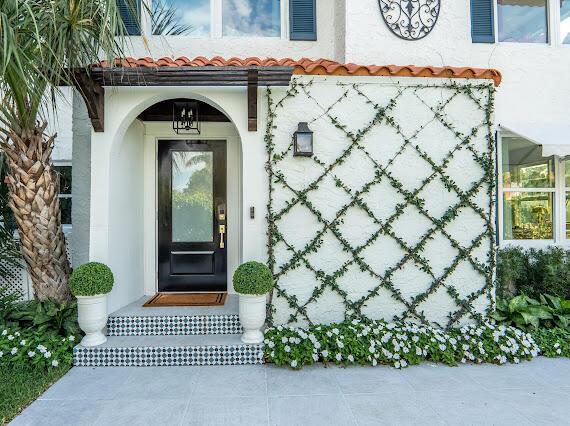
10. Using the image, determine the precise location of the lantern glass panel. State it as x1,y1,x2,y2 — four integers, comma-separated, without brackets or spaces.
296,133,313,154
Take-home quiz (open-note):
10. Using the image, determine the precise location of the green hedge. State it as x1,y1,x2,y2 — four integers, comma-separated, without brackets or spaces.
69,262,114,296
233,261,273,295
496,247,570,300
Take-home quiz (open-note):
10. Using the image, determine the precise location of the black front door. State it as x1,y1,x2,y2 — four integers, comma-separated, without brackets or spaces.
158,140,227,292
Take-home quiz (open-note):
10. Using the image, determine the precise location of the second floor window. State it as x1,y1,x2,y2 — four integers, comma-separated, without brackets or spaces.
497,0,548,43
151,0,281,37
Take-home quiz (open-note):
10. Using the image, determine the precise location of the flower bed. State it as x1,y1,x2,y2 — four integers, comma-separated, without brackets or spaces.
0,327,76,369
264,320,542,369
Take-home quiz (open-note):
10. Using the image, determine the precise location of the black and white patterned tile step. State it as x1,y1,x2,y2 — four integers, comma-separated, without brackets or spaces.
107,314,242,336
73,335,264,367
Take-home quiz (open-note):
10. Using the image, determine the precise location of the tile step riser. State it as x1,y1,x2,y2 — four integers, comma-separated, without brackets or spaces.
73,344,264,367
107,314,242,336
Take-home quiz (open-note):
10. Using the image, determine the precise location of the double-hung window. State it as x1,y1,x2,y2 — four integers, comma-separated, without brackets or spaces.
499,135,570,245
562,0,570,43
497,0,548,43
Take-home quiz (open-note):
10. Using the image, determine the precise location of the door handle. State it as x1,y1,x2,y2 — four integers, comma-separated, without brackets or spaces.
219,224,226,249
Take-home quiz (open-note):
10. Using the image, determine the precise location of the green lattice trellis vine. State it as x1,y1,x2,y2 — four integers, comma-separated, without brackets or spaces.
265,78,497,329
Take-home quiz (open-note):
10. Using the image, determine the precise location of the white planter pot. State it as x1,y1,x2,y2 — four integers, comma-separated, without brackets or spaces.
76,294,108,347
238,294,267,344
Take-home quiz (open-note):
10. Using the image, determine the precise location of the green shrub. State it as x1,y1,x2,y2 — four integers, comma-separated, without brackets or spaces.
69,262,114,296
496,246,570,300
492,294,570,330
6,300,80,337
233,261,273,295
264,320,541,370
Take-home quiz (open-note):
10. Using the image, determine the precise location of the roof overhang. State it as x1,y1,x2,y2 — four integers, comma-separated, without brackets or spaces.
500,122,570,158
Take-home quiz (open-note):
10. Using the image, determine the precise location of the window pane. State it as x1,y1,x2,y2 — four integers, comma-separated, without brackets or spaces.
563,0,570,44
54,165,72,194
498,0,548,43
172,151,213,242
503,192,553,240
59,197,72,225
222,0,281,37
502,137,554,188
152,0,210,36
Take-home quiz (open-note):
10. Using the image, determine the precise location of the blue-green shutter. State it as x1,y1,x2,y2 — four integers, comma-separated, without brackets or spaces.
118,0,141,36
290,0,317,41
470,0,495,43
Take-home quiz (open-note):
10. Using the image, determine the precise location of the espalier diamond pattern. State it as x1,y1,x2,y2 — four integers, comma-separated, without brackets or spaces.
266,78,496,329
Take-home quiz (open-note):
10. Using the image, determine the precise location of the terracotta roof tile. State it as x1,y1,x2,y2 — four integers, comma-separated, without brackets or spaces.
97,56,502,87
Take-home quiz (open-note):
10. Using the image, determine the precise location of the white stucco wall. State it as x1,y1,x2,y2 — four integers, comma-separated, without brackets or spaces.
344,0,570,135
107,119,146,313
266,76,495,328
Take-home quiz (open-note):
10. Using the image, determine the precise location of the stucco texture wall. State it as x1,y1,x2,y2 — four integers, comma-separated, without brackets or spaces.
266,76,496,329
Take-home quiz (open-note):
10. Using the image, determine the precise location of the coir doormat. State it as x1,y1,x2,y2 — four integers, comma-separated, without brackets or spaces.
143,293,227,307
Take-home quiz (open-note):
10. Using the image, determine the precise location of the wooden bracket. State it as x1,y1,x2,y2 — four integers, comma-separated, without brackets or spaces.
73,71,105,132
247,69,259,132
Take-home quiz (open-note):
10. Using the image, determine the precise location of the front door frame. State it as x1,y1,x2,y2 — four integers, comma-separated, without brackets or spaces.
141,122,243,297
157,139,227,292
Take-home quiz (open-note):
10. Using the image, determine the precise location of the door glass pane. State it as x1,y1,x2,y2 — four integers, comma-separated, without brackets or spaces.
503,192,553,240
172,151,213,242
562,0,570,44
152,0,210,36
502,137,554,189
222,0,281,37
498,0,548,43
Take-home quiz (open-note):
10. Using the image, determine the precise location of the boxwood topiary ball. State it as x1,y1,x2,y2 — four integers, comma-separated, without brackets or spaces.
233,261,274,295
69,262,114,296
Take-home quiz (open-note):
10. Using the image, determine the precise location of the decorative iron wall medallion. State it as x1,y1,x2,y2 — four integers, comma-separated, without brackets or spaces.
379,0,440,40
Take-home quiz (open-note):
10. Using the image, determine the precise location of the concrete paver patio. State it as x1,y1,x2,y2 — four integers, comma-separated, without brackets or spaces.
12,358,570,426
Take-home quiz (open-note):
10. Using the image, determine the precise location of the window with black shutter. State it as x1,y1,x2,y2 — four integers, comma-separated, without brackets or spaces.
118,0,141,36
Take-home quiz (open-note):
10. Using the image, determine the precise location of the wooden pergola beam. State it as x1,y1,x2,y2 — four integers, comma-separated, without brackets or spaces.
248,69,259,132
73,72,105,132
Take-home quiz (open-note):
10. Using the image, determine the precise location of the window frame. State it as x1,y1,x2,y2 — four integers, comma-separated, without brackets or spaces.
498,131,569,248
495,0,551,45
142,0,289,39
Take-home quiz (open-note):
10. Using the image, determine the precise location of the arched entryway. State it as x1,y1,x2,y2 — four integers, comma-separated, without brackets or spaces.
104,94,243,311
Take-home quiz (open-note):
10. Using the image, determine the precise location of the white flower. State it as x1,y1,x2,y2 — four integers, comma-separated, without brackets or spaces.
284,345,291,353
68,336,75,342
11,347,17,355
336,353,342,361
415,346,422,356
438,344,447,352
14,331,20,336
37,345,47,353
20,340,26,346
28,351,36,358
290,360,298,368
326,331,333,338
348,355,354,362
1,330,7,336
322,350,329,358
394,361,401,369
368,346,376,354
44,351,52,359
312,353,319,362
281,337,289,344
332,328,339,335
336,340,344,349
51,360,59,367
400,360,408,368
314,341,321,350
556,349,562,355
7,335,14,341
268,341,275,349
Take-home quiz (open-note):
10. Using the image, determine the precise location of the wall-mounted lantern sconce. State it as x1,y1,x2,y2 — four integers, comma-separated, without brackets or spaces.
293,122,314,157
173,101,200,135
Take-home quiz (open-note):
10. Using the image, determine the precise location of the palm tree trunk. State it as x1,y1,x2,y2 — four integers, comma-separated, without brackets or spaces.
2,123,72,303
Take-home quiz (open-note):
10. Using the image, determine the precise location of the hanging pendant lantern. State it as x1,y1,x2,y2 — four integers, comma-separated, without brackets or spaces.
172,101,201,135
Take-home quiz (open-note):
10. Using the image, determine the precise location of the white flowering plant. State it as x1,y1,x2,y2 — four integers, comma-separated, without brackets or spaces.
264,320,543,370
0,327,75,369
530,328,570,358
